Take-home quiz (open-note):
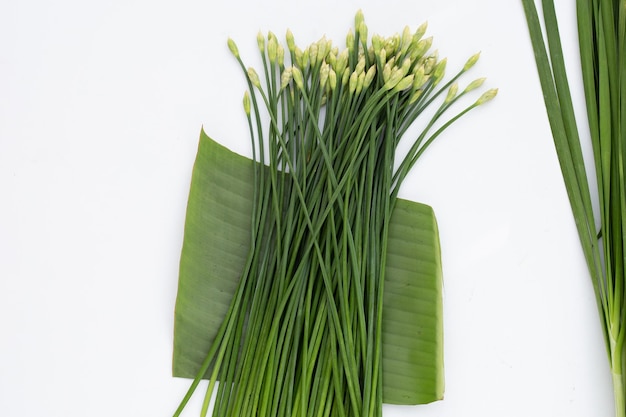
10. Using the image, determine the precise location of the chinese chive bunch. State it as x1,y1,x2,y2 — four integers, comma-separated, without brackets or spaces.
174,10,495,417
522,0,626,416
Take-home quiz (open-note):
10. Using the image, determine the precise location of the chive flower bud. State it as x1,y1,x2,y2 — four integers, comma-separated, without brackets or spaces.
320,63,330,89
358,22,368,43
384,68,404,90
408,89,423,104
328,68,337,90
444,82,458,104
383,38,395,57
400,26,412,55
386,33,400,55
424,54,437,74
292,66,304,90
302,47,310,68
328,52,337,68
475,88,498,105
317,36,328,62
268,36,278,63
363,65,376,88
335,49,349,76
463,77,486,93
463,51,481,71
309,43,318,66
382,60,393,82
257,31,265,54
413,22,428,42
349,70,358,94
243,91,251,115
277,44,285,67
355,56,366,75
412,66,426,90
280,67,293,90
432,58,447,85
355,71,365,95
227,38,240,58
341,68,350,86
393,74,414,92
286,29,296,53
411,36,432,61
372,34,382,53
295,47,304,68
346,29,355,52
400,57,411,76
247,67,261,88
377,48,387,67
354,9,364,30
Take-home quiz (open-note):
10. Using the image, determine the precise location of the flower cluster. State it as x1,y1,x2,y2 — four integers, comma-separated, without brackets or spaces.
230,10,495,112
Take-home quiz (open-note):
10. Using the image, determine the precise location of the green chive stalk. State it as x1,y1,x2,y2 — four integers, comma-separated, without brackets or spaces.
174,10,495,417
521,1,626,415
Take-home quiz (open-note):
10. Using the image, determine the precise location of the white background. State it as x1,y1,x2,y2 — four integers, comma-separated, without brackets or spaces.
0,0,613,416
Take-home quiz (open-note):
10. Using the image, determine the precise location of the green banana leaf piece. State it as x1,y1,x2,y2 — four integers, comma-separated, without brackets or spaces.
172,129,444,405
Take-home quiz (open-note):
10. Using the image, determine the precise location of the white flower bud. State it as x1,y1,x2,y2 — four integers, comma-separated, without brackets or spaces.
317,36,328,62
401,26,412,55
413,22,428,42
320,62,330,89
277,44,285,67
280,67,293,90
432,58,447,85
329,68,337,90
393,74,414,92
286,29,296,53
335,49,349,76
408,89,423,104
341,68,350,86
355,71,365,95
256,31,265,54
463,52,481,71
384,68,404,90
295,47,304,68
412,65,426,90
243,91,250,115
354,9,364,29
444,82,458,104
227,38,240,58
309,43,318,67
247,67,261,88
346,29,355,52
363,65,376,88
268,36,278,63
400,57,411,76
349,71,358,94
463,77,486,93
355,56,366,75
475,88,498,105
358,22,368,43
411,36,432,61
292,66,304,90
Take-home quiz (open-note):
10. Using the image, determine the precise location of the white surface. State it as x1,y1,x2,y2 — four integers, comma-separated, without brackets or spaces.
0,1,612,416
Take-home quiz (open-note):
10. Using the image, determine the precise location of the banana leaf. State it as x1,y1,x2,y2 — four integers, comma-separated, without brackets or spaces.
172,129,444,405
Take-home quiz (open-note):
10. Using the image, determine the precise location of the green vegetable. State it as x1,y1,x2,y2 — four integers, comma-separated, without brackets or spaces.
173,11,494,417
173,132,444,405
521,1,626,415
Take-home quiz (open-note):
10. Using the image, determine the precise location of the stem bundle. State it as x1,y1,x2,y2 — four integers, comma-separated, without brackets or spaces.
174,11,495,417
522,1,626,415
